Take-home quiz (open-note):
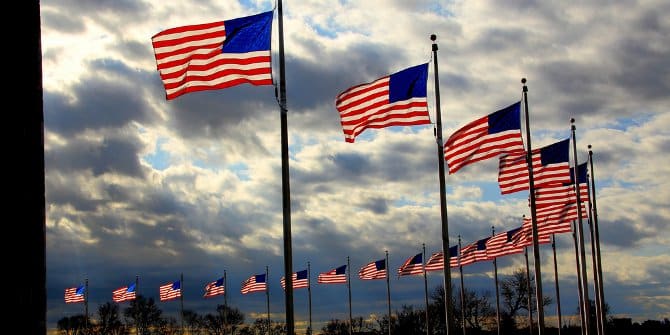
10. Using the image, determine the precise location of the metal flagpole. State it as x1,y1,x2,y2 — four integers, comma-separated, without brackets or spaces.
308,261,313,335
431,33,456,335
136,275,140,335
552,235,563,335
276,1,295,333
570,119,591,335
224,270,228,335
458,236,466,335
84,278,89,331
423,244,430,335
524,247,534,335
386,250,392,335
266,266,271,334
572,221,587,335
521,78,546,334
180,273,184,335
348,256,353,335
492,227,501,335
588,145,607,334
586,175,603,335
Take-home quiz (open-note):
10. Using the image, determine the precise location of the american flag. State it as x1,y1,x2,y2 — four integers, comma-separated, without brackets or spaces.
535,163,589,208
526,201,588,236
498,138,571,194
318,265,347,284
358,259,387,280
151,11,274,100
486,227,525,258
64,285,85,304
335,63,431,143
112,283,136,303
280,269,309,290
159,280,182,301
425,246,459,272
241,274,267,294
444,101,525,174
459,237,491,267
512,223,552,248
398,253,423,276
203,277,225,298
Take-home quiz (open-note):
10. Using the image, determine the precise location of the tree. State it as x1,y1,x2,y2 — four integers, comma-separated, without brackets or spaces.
123,295,163,335
320,319,349,335
183,310,203,335
201,304,245,335
459,289,495,332
394,305,426,335
500,267,552,328
96,302,127,335
57,315,89,335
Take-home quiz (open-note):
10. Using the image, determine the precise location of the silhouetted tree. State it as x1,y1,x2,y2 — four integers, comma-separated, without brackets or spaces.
96,302,126,335
321,319,349,335
500,267,552,329
394,305,426,335
183,310,203,334
202,304,245,335
57,315,90,335
123,295,163,335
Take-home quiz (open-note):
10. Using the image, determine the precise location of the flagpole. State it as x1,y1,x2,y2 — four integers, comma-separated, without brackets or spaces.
180,273,184,335
136,275,140,335
588,145,607,335
521,78,546,335
552,235,563,335
276,1,295,334
492,227,501,335
386,250,392,335
570,119,591,335
266,266,271,334
586,176,603,335
572,221,587,335
348,256,353,335
423,243,430,335
224,270,228,335
308,261,313,335
458,236,466,335
431,33,456,335
84,278,89,331
524,247,534,335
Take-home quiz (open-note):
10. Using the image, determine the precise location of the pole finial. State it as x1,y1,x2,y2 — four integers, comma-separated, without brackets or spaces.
588,144,592,150
430,34,437,41
521,78,527,84
570,117,575,124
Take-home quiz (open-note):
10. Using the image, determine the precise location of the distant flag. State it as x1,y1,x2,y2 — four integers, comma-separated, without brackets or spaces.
152,10,274,100
241,274,267,294
280,269,309,290
444,101,525,174
64,285,85,304
459,237,491,267
112,283,137,303
203,277,225,298
486,227,525,258
318,265,347,284
512,223,551,249
335,63,431,143
535,163,589,208
398,253,424,276
358,259,387,280
498,138,571,194
159,280,182,301
425,246,459,272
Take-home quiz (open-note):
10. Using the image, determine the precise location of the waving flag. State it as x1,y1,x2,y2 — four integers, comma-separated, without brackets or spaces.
398,253,423,276
280,269,309,290
204,277,225,298
335,63,431,143
459,237,491,266
152,10,274,100
241,274,267,294
425,246,459,272
159,280,182,301
358,259,387,280
112,283,137,303
512,223,551,248
498,138,571,194
535,163,589,208
318,265,347,284
444,101,525,174
64,285,85,304
486,227,525,258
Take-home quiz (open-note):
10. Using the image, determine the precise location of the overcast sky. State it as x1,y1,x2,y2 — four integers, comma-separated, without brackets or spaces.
42,0,670,332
